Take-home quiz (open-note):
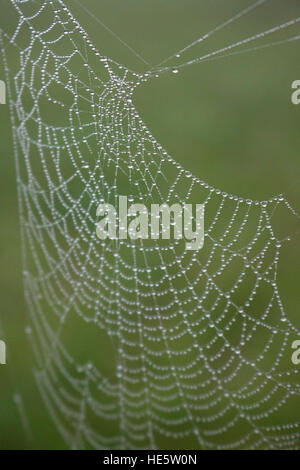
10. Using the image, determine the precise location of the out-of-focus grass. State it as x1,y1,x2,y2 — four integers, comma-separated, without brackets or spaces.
0,0,299,449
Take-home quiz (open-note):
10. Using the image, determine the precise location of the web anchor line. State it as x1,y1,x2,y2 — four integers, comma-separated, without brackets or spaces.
149,16,300,77
156,0,270,67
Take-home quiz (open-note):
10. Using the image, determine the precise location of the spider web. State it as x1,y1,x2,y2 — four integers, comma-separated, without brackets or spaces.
1,0,300,450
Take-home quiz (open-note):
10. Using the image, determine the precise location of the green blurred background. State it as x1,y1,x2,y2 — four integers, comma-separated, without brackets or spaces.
0,0,299,449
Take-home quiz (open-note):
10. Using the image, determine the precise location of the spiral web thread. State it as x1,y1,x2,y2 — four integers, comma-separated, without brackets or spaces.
1,0,300,449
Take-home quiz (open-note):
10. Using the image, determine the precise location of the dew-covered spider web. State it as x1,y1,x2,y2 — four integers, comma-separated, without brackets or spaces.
1,0,300,450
